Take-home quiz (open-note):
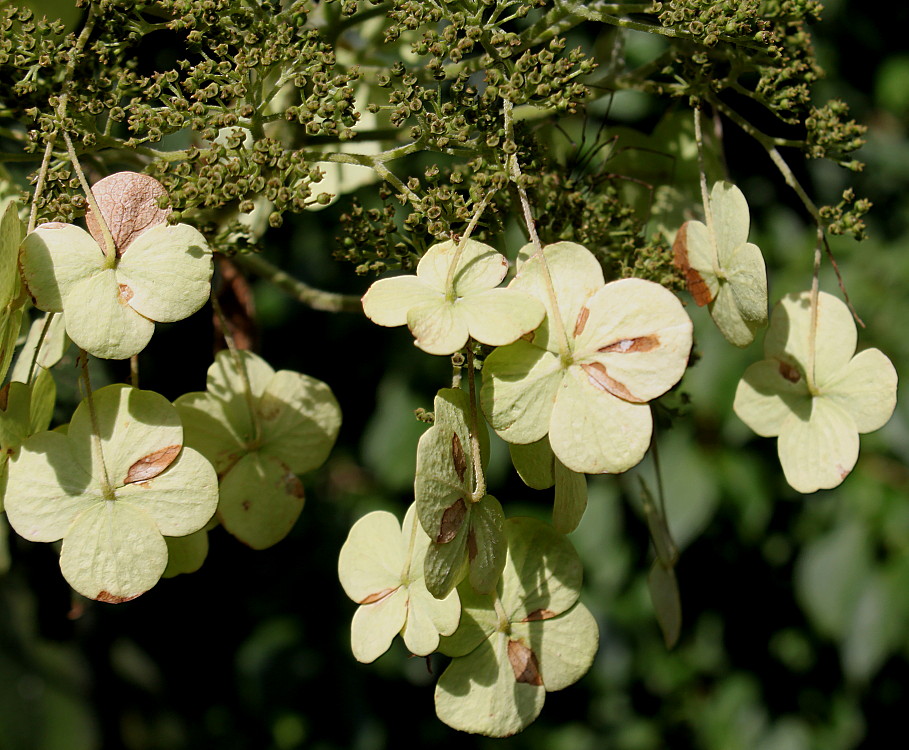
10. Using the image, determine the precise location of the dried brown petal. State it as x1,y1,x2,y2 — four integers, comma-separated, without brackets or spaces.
86,172,171,255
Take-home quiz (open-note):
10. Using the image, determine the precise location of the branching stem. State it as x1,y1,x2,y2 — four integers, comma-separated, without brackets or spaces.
231,253,362,313
79,351,113,497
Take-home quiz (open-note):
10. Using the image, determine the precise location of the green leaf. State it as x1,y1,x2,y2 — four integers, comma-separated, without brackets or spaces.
163,529,209,578
509,436,588,533
415,388,504,597
362,239,545,355
216,452,304,551
10,312,68,384
673,181,768,346
648,561,682,648
0,199,23,307
338,503,461,663
5,384,218,601
734,292,897,492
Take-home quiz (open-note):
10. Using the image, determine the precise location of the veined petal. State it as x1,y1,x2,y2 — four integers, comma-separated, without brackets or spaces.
407,298,469,355
415,239,507,297
351,587,407,663
674,219,719,306
778,397,860,493
362,274,439,327
116,446,218,536
710,181,750,253
61,271,155,359
512,242,604,354
822,347,898,434
450,240,509,296
59,500,168,603
67,385,183,488
458,288,545,347
549,366,653,474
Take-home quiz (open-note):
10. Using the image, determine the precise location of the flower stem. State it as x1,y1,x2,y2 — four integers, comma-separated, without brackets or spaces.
62,131,117,262
465,344,486,503
211,295,263,447
80,351,114,497
502,99,572,361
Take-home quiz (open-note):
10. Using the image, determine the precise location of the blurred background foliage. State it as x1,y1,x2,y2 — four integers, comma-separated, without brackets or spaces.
2,0,908,748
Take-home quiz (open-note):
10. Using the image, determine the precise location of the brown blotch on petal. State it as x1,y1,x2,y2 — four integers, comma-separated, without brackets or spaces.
778,360,802,383
599,335,660,354
673,223,713,306
522,608,557,622
451,432,467,483
466,526,477,562
118,283,134,305
436,497,467,543
507,639,543,686
574,306,590,337
359,586,398,605
581,362,645,403
0,382,9,412
281,471,305,500
95,590,140,604
124,444,181,483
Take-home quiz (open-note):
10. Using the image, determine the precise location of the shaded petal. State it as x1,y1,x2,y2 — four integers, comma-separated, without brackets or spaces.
481,340,562,444
734,359,811,437
673,219,719,305
216,452,305,550
68,385,183,487
458,288,545,347
4,431,99,542
20,223,105,311
765,292,856,377
174,391,246,474
511,602,599,691
362,275,439,327
549,366,653,474
710,181,750,252
778,397,860,493
435,631,545,737
256,370,342,474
